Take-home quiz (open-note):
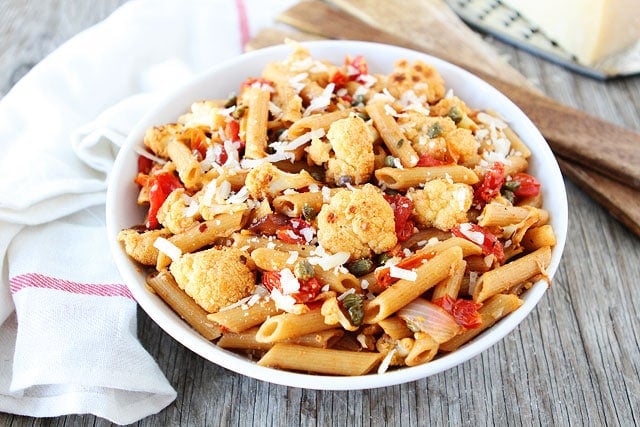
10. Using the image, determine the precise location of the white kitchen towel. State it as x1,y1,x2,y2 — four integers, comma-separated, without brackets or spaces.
0,0,296,423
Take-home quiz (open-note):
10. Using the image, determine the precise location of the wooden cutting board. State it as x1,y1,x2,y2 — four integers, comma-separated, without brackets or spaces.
277,0,640,191
258,0,640,237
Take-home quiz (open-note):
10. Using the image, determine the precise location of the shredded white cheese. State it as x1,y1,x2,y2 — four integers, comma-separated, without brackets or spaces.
377,348,397,374
153,237,182,262
389,265,418,282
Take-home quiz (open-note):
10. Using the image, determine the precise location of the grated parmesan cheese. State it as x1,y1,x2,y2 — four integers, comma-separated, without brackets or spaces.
389,265,418,282
153,237,182,262
377,348,397,374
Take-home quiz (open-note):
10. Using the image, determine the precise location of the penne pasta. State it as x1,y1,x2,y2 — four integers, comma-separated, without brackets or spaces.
207,299,280,333
146,271,222,341
257,343,383,375
366,100,419,168
473,246,552,303
119,45,557,376
439,294,523,352
375,165,479,190
364,246,463,324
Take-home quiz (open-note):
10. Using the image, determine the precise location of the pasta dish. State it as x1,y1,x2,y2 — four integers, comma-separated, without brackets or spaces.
117,42,556,375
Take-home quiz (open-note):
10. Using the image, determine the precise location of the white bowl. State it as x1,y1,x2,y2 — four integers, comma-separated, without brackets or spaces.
106,40,568,390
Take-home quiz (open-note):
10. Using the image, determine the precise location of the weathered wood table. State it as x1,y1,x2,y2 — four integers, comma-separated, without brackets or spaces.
1,1,639,425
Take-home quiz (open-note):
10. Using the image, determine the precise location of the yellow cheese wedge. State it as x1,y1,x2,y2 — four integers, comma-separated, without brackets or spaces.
501,0,640,65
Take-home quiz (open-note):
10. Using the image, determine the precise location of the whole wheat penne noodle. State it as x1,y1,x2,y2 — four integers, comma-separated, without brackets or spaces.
314,268,360,293
290,328,345,349
374,165,479,190
400,228,454,251
243,85,271,159
404,332,439,366
230,232,316,256
207,298,280,333
250,247,297,271
364,246,463,324
217,327,273,351
503,155,528,176
255,308,333,343
146,270,221,340
261,62,303,123
417,236,483,258
478,204,530,227
166,138,203,190
156,211,246,270
373,143,387,170
273,191,324,217
431,258,467,300
257,343,382,375
377,316,412,340
366,101,418,168
522,225,557,251
473,246,552,303
287,109,352,139
503,127,531,158
517,191,543,208
439,294,523,352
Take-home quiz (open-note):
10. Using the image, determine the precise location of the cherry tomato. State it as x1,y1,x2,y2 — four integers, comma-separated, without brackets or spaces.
433,295,482,329
416,153,451,167
261,271,321,304
512,173,541,198
146,172,182,229
474,162,505,206
384,194,415,242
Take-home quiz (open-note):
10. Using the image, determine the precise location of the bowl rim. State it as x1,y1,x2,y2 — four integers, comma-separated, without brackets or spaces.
106,40,568,390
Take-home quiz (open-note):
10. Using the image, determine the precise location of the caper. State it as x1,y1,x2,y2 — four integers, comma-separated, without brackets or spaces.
341,293,364,326
294,259,315,281
427,122,443,138
347,258,374,277
447,106,463,124
384,155,396,168
302,203,317,222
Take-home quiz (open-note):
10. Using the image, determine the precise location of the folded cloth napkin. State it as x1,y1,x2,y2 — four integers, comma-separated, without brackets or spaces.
0,0,296,423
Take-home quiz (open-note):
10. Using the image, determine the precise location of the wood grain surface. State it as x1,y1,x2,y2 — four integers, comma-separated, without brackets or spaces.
1,1,639,426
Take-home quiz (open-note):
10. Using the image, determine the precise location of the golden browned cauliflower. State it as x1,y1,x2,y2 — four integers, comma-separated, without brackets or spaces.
178,100,227,130
408,179,473,231
156,188,200,234
444,127,479,166
316,184,397,259
245,162,319,200
386,59,446,104
169,246,255,313
143,123,184,158
324,116,375,185
117,228,171,266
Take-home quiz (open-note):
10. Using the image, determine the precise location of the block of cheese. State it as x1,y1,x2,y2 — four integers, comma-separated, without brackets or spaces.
501,0,640,65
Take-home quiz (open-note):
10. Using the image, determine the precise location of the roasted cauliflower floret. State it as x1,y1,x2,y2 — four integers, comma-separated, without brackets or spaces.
170,247,255,313
245,162,319,200
117,228,171,266
408,179,473,231
429,95,471,118
143,123,184,158
444,127,479,166
386,59,446,104
156,188,200,234
178,100,227,130
323,116,375,185
317,184,397,259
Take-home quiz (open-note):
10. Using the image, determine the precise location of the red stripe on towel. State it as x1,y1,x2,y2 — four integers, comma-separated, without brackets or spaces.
235,0,250,51
9,273,134,299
